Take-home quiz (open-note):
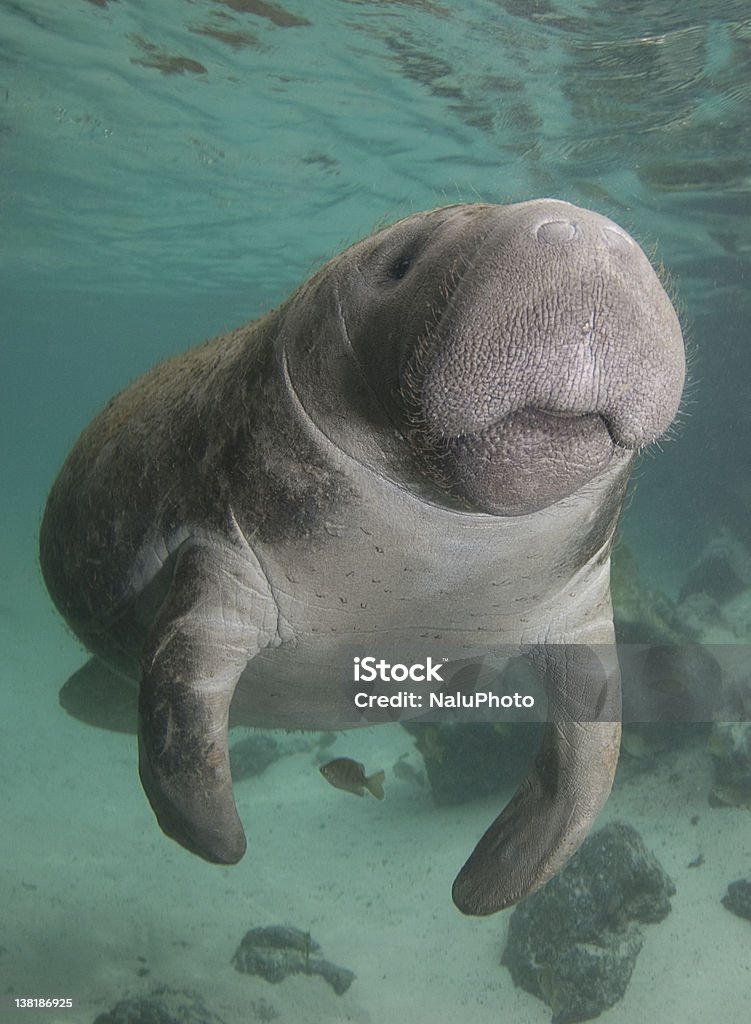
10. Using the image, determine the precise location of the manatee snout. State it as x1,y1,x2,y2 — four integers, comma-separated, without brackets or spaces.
397,199,685,515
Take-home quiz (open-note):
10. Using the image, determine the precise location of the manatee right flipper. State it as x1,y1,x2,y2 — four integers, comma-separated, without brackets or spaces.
137,531,275,865
452,644,621,914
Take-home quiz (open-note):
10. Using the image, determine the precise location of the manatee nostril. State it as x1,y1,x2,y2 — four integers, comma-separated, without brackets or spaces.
535,220,577,244
603,225,635,253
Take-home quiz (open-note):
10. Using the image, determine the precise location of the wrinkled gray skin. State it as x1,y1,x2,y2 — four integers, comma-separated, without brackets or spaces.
39,200,685,915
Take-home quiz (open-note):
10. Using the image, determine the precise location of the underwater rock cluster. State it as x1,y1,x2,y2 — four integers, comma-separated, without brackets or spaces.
675,528,751,641
93,986,231,1024
232,925,355,995
228,734,282,781
613,528,751,648
403,719,540,805
92,927,354,1022
402,655,542,804
611,543,691,647
502,822,675,1023
611,544,723,745
722,878,751,922
708,721,751,808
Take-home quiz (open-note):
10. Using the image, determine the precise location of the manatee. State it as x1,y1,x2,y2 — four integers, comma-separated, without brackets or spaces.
39,200,685,915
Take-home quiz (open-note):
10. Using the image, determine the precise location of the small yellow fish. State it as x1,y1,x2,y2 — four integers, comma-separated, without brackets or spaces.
320,758,385,800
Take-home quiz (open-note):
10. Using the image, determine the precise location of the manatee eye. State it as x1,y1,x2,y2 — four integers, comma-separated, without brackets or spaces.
387,249,416,281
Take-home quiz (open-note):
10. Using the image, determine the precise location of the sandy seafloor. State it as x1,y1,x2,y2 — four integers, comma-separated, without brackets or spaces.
3,538,751,1024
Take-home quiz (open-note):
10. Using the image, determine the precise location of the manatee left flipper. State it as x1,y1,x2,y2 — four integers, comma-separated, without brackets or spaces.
137,533,275,865
452,644,621,915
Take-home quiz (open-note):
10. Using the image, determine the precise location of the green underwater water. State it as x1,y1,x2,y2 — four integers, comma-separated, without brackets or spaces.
1,1,750,1022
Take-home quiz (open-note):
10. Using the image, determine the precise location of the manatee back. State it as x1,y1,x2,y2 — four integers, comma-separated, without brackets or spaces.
39,318,265,643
